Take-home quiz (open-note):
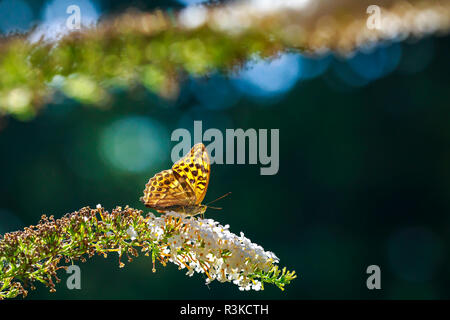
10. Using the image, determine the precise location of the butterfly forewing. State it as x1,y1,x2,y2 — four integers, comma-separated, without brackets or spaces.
172,143,210,204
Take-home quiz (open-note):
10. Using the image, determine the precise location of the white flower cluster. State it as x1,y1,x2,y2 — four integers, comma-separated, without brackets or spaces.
145,212,280,291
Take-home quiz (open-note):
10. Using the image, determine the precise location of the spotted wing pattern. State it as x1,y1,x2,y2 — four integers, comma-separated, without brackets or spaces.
140,169,196,210
140,143,210,211
172,143,210,204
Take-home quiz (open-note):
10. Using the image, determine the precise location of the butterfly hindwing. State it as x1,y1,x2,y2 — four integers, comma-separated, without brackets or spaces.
140,169,196,209
172,143,210,204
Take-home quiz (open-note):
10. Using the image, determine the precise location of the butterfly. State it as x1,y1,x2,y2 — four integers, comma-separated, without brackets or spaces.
140,143,228,216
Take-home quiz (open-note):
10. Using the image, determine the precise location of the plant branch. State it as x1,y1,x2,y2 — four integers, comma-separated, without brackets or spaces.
0,205,296,299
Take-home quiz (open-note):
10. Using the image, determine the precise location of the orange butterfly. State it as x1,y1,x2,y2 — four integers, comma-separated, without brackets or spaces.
140,143,228,216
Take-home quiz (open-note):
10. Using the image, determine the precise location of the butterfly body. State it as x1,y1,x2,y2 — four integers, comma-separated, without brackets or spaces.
159,204,207,216
140,143,210,216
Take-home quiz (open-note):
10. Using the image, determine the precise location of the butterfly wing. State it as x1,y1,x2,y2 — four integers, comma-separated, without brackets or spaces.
172,143,210,205
140,169,196,209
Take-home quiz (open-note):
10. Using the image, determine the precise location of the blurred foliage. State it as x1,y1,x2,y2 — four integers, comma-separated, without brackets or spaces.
0,0,449,120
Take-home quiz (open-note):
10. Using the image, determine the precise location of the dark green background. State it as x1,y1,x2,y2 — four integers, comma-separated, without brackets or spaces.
1,0,450,299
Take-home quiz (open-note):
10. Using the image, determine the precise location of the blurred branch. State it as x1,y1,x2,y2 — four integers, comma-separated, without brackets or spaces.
0,206,295,299
0,0,449,120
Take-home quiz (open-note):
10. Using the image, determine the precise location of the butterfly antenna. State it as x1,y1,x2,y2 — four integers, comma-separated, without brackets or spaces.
207,206,222,210
205,192,231,206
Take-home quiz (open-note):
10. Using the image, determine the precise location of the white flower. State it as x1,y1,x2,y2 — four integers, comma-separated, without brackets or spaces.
179,6,208,30
147,221,164,241
145,212,282,291
126,226,138,240
252,281,262,291
168,234,183,251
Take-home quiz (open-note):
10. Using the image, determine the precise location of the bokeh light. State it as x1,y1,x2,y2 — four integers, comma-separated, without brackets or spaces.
330,60,370,88
250,0,312,12
232,53,302,101
175,0,208,6
328,44,402,90
299,54,332,80
347,43,402,81
329,43,402,89
99,116,170,173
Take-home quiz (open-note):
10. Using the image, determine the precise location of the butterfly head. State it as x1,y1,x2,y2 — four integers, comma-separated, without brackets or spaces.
198,205,208,215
